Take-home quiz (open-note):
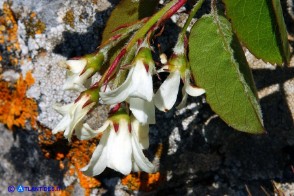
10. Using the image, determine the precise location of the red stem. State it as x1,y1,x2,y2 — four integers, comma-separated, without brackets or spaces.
111,17,149,33
156,0,187,27
102,48,127,85
95,0,187,89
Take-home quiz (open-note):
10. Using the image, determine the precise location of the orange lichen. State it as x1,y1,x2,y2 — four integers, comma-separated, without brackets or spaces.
68,138,102,190
38,125,102,195
121,172,163,191
0,2,20,66
0,71,38,129
38,121,164,193
121,144,165,192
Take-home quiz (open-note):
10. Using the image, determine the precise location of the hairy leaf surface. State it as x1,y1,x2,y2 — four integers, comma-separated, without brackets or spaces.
223,0,290,65
189,14,264,133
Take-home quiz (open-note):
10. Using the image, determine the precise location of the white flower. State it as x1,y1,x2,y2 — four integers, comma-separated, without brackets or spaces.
63,59,91,91
81,114,155,176
52,94,96,141
63,53,105,91
100,47,155,124
154,69,205,112
177,70,206,109
131,116,149,150
75,123,102,140
66,59,87,74
100,60,153,103
128,97,155,124
154,70,181,112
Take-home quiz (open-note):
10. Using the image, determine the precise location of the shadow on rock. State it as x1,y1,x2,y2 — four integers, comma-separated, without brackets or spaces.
4,128,65,188
53,0,119,58
154,63,294,195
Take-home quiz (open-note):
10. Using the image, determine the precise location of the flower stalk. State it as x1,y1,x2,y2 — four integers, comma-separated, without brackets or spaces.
96,0,188,89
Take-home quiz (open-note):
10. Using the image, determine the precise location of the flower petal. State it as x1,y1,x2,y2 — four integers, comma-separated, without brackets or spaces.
154,71,181,112
176,87,188,109
53,103,74,115
81,129,110,176
185,84,205,97
75,122,108,140
107,120,132,175
100,67,135,104
66,59,87,74
132,161,141,172
52,115,71,134
63,78,87,91
129,61,153,102
71,97,95,133
52,95,95,141
63,69,93,91
131,116,149,149
131,131,155,173
129,98,155,124
184,70,205,97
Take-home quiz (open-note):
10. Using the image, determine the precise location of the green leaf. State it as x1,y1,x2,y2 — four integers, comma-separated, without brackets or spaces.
102,0,159,42
189,14,264,134
223,0,290,65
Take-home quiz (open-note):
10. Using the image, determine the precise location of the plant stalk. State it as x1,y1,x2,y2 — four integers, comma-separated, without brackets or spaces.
98,0,188,87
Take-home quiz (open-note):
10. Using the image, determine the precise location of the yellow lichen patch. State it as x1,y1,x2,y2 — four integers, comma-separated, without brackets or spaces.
0,71,38,129
24,11,46,37
63,9,75,28
0,2,20,66
121,172,163,192
38,126,102,195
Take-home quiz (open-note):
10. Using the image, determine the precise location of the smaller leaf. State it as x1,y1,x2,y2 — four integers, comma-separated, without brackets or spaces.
102,0,159,42
223,0,290,65
189,14,264,134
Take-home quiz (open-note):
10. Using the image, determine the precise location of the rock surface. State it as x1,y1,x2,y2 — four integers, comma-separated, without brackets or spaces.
1,0,294,195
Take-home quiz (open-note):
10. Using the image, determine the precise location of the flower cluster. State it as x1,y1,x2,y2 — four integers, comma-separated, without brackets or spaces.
81,110,155,175
52,39,205,176
52,0,205,176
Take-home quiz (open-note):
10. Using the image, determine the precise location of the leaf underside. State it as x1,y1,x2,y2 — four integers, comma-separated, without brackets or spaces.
102,0,159,42
189,14,264,134
223,0,290,65
101,0,158,68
